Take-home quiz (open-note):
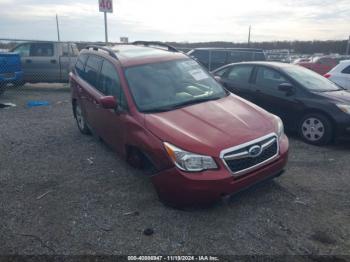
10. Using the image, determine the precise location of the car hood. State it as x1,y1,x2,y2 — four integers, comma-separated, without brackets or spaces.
316,90,350,103
144,94,276,157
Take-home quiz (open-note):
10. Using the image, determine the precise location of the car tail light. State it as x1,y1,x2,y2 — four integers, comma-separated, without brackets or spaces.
324,73,331,78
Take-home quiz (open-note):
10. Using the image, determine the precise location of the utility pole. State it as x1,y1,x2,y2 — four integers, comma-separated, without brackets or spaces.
56,14,60,42
104,11,108,44
346,35,350,55
248,25,251,47
99,0,113,45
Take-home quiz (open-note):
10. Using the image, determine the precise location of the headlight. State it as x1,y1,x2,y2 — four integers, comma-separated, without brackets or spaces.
163,142,217,172
274,115,284,138
336,104,350,114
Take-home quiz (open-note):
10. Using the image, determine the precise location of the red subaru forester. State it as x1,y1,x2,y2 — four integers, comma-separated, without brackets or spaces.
70,42,289,207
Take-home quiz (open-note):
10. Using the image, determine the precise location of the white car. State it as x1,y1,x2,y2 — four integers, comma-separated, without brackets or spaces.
324,60,350,90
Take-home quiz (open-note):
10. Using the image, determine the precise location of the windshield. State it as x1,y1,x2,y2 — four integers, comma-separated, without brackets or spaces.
125,59,227,112
283,65,342,92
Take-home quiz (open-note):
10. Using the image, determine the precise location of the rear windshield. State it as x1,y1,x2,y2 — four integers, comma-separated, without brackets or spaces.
125,59,227,112
284,65,342,92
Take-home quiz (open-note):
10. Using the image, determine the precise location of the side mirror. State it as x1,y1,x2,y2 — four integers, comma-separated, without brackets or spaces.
100,96,117,109
278,83,294,95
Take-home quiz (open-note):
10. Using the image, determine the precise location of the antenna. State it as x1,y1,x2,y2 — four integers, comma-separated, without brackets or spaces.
248,25,251,47
56,14,61,42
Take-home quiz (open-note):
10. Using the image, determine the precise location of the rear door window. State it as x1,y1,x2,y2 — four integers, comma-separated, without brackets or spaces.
227,65,254,84
253,52,266,61
210,51,227,70
30,43,54,57
84,55,103,88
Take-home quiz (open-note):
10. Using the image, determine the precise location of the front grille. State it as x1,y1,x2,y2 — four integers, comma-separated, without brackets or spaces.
222,134,279,176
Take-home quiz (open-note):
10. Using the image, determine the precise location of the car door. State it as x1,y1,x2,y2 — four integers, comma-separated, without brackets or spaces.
219,64,256,102
94,59,129,154
58,43,71,82
11,43,32,82
79,55,104,133
251,66,301,128
25,43,60,82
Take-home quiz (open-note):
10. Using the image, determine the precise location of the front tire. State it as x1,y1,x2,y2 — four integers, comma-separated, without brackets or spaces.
74,103,90,135
299,113,333,146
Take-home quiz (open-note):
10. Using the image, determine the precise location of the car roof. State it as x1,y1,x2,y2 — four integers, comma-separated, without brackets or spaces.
213,61,295,72
83,44,188,67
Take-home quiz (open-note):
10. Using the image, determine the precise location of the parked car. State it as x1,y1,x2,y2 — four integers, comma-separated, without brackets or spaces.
69,42,288,207
296,56,338,75
187,48,266,71
213,62,350,145
10,41,78,84
292,57,311,64
324,60,350,90
0,52,23,95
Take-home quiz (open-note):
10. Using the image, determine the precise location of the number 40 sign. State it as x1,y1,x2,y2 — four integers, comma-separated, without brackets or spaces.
99,0,113,13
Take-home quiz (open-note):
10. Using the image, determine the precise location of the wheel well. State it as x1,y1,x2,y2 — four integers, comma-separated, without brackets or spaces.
300,109,335,127
125,145,157,173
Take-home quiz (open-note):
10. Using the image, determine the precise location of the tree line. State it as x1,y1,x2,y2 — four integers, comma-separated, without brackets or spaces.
1,39,348,54
168,40,349,54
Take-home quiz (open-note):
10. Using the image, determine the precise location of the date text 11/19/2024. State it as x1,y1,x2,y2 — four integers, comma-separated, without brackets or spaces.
127,256,219,261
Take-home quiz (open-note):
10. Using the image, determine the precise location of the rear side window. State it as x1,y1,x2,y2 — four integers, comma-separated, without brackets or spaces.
84,55,103,87
98,60,128,110
30,43,54,57
254,52,266,61
75,54,88,77
227,65,254,84
210,51,227,70
341,65,350,74
227,51,253,63
256,67,289,90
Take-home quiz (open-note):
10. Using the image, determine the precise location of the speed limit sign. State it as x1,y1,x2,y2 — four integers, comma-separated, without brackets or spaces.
99,0,113,13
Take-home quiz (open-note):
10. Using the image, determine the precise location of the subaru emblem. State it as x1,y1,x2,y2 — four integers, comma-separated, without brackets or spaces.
248,145,262,157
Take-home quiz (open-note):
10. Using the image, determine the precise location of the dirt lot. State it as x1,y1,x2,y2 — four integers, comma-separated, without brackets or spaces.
0,85,349,257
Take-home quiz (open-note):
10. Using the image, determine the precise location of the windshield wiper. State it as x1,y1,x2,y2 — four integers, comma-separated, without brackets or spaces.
171,96,223,109
142,106,175,113
142,96,223,113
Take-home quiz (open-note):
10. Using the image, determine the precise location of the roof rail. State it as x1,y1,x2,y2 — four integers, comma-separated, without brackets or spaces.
132,41,179,52
85,45,118,59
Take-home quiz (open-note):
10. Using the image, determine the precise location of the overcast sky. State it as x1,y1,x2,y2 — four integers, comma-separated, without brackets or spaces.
0,0,349,42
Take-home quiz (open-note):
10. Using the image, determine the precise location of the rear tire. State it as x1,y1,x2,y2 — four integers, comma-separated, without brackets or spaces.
299,113,333,146
74,103,90,135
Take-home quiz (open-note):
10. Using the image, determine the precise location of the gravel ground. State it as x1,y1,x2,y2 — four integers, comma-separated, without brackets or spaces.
0,85,349,257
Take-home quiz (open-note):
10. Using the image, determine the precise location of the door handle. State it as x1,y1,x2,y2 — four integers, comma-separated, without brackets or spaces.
50,59,57,64
25,59,32,63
